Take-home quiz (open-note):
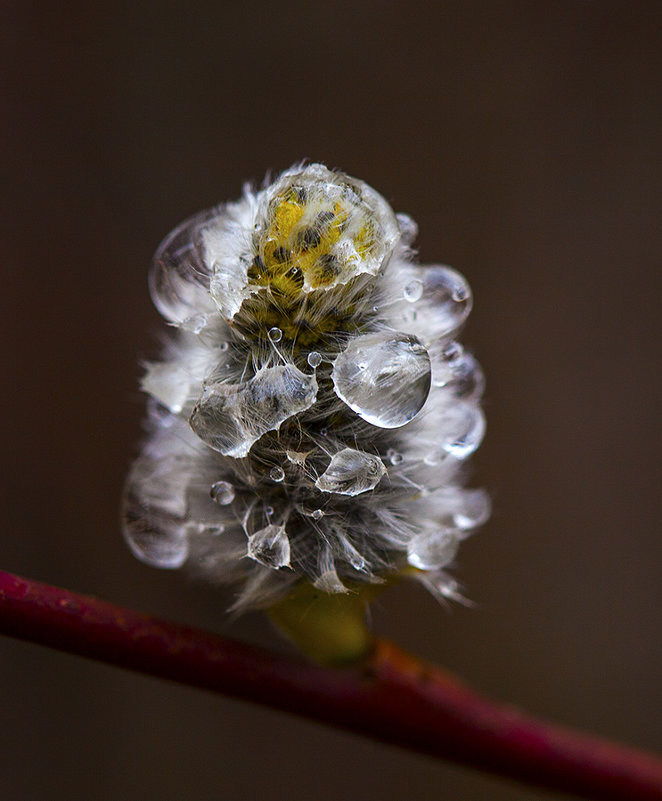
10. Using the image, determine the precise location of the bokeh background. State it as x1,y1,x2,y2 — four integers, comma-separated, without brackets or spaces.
2,3,661,799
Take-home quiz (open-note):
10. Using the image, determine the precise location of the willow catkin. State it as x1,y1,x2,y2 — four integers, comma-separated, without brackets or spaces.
123,163,489,611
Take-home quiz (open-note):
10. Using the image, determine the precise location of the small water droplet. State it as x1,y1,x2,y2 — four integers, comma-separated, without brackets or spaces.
438,487,491,531
404,279,423,302
431,348,485,400
420,266,472,338
407,531,458,570
332,331,431,428
439,403,486,459
219,341,229,352
386,448,404,465
268,326,283,343
315,448,386,496
210,480,235,506
311,508,324,520
247,524,291,568
270,466,285,482
396,213,418,245
307,351,322,368
264,505,274,517
178,313,209,333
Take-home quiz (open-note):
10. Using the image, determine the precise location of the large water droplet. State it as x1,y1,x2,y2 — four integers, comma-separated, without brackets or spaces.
332,332,431,428
407,531,459,570
210,480,235,506
315,448,386,496
268,326,282,343
247,525,291,569
190,364,318,457
149,209,216,324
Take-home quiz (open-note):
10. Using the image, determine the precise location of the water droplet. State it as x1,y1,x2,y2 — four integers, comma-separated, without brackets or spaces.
407,531,458,570
190,365,318,457
332,331,431,428
396,213,418,245
219,341,229,352
268,326,283,343
439,403,486,459
122,455,191,568
270,466,285,482
149,208,216,324
210,480,235,506
431,487,491,532
315,448,386,496
178,313,209,333
311,508,324,520
123,516,190,569
404,279,423,303
387,448,404,465
264,505,274,518
420,266,472,339
307,351,322,368
247,525,291,568
431,345,485,401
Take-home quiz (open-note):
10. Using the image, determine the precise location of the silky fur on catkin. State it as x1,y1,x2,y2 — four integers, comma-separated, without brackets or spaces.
123,163,489,611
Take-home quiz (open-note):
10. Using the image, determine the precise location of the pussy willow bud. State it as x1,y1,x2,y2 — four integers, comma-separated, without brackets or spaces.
123,163,489,617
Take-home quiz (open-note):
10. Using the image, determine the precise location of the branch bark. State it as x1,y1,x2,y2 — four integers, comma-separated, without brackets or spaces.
0,569,660,800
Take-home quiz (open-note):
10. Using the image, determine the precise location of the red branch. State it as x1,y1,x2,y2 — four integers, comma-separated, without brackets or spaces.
0,569,660,800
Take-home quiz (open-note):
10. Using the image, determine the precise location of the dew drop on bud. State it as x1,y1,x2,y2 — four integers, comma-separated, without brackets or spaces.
247,525,291,568
332,331,431,428
386,448,404,465
269,466,285,482
307,351,322,368
210,480,235,506
407,531,459,570
403,279,423,302
421,266,472,339
315,448,386,496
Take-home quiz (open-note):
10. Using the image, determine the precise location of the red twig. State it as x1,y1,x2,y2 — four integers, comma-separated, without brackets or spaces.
0,569,660,800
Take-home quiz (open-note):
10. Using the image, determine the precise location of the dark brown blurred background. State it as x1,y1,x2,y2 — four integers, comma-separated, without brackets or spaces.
2,2,661,799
